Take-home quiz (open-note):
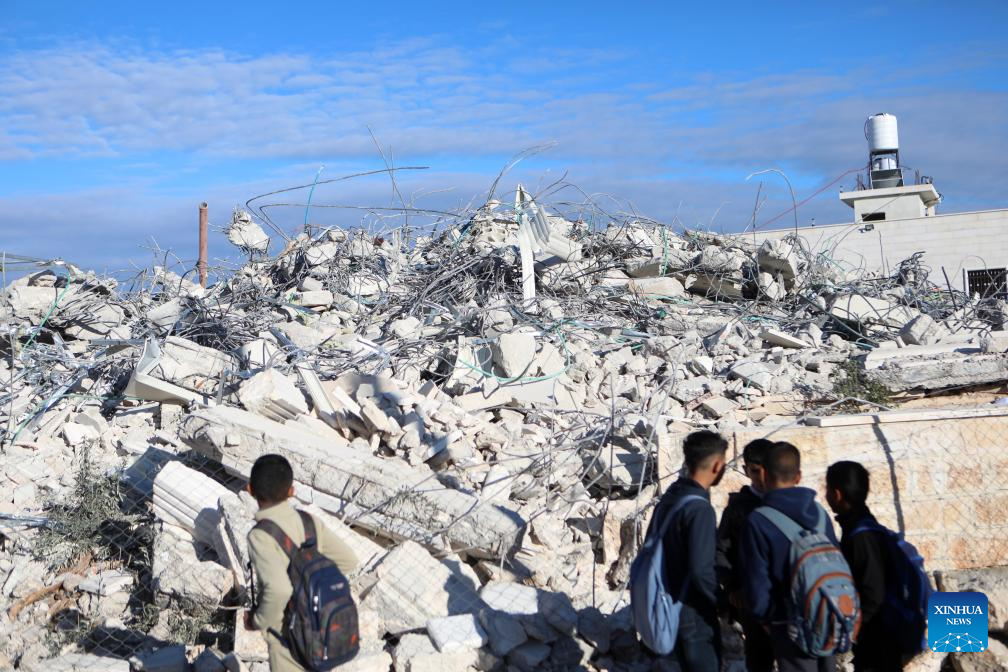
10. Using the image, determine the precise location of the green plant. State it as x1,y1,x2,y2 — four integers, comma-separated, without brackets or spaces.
34,446,134,570
832,358,891,408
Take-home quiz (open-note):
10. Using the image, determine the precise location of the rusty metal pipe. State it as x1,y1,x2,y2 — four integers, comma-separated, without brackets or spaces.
198,202,208,287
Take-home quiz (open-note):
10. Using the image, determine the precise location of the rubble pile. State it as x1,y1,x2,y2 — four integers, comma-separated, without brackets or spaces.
2,185,1007,671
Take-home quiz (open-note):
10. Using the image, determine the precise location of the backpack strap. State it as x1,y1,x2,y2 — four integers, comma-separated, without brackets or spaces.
254,519,298,561
755,506,804,542
654,494,706,539
296,510,317,547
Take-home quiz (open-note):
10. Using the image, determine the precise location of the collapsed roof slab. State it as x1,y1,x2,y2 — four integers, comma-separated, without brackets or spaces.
179,405,525,559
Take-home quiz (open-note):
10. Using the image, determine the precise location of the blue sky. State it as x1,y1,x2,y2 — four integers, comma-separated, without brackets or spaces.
0,1,1006,275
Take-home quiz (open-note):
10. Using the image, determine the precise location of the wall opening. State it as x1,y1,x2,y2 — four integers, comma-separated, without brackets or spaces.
862,212,886,222
967,268,1008,299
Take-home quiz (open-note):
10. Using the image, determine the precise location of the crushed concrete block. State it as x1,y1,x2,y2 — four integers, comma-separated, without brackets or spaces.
25,653,131,672
152,461,233,550
152,528,234,603
391,316,422,339
294,290,333,308
900,314,947,346
147,299,182,332
760,328,808,349
426,613,488,652
226,210,270,253
506,641,551,672
757,238,799,279
627,276,685,298
479,609,527,657
237,368,308,421
688,355,714,376
698,395,739,419
480,581,539,615
359,540,483,634
829,293,916,328
491,332,537,378
728,361,773,392
62,421,98,445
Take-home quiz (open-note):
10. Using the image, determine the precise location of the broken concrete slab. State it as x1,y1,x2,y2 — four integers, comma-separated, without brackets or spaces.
479,609,528,657
491,332,537,378
426,613,489,652
152,460,234,550
728,361,773,392
760,328,808,349
359,540,483,634
237,368,308,422
180,405,526,558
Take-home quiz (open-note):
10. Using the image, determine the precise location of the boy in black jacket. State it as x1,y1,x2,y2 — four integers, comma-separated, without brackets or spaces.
715,438,775,672
646,430,728,672
825,461,901,672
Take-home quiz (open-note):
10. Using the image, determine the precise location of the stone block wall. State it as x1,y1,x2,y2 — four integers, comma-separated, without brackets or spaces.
661,412,1008,571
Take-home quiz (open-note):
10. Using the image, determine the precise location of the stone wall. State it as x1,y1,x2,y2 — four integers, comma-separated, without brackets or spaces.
661,411,1008,572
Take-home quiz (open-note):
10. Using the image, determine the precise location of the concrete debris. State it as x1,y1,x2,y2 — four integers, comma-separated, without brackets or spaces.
5,182,1008,668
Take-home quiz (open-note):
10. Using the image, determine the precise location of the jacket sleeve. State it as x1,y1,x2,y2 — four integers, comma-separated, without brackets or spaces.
741,516,772,622
314,515,361,577
248,527,294,632
845,531,887,625
683,502,719,609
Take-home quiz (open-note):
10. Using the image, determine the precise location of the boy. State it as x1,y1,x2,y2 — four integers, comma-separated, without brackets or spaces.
715,438,775,672
825,461,901,672
740,442,838,672
245,454,359,672
646,430,728,672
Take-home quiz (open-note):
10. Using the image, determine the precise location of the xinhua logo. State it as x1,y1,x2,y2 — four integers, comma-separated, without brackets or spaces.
928,591,988,653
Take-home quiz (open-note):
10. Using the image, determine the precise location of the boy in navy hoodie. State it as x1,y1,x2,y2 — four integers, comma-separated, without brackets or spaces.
740,442,838,672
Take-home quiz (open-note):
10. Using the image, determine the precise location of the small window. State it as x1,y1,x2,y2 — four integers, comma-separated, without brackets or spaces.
967,268,1008,299
862,212,886,222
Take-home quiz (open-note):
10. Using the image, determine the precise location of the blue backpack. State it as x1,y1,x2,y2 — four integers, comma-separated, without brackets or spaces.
629,494,705,655
850,519,932,655
756,506,862,657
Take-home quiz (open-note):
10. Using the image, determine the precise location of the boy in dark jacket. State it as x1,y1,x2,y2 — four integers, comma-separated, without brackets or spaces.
645,430,728,672
740,442,837,672
715,438,775,672
826,461,901,672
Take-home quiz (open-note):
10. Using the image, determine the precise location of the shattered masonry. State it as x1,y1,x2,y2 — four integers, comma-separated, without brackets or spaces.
2,183,1008,671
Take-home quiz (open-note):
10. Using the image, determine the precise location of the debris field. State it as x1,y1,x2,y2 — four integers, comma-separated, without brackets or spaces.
2,181,1008,671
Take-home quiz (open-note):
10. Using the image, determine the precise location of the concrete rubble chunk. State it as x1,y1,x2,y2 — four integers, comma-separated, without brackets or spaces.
480,581,539,615
237,368,308,421
479,608,528,657
131,644,188,672
360,540,483,634
506,641,551,672
937,566,1008,633
153,460,234,551
426,613,489,652
900,313,947,346
760,328,808,349
491,332,537,378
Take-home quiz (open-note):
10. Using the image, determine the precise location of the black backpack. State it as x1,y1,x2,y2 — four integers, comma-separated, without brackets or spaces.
254,510,360,670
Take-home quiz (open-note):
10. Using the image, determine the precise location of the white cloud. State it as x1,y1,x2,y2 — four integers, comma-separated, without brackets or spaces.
0,37,1006,272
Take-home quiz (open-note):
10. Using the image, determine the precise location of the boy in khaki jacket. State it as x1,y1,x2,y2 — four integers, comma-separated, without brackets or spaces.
244,454,359,671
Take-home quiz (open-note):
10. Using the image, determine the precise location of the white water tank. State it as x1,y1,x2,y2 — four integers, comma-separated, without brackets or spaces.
866,113,899,152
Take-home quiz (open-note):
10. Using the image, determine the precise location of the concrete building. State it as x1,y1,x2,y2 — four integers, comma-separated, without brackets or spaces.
754,114,1008,298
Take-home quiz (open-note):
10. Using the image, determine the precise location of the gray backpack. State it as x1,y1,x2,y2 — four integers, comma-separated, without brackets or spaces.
756,506,862,656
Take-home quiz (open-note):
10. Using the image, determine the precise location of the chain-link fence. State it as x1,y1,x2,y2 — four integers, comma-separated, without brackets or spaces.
3,398,1007,671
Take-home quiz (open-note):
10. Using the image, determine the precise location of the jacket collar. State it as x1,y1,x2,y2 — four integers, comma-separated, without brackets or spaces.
254,499,294,522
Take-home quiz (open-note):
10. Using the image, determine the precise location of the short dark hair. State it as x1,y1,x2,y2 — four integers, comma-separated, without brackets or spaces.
826,461,870,506
765,442,801,483
683,430,728,473
249,454,294,503
742,439,774,467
